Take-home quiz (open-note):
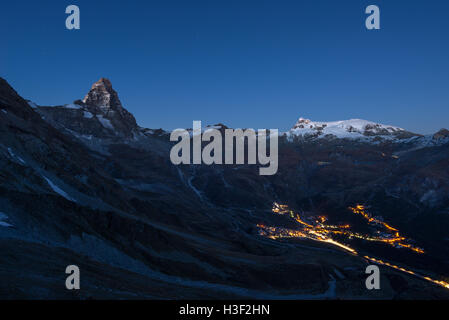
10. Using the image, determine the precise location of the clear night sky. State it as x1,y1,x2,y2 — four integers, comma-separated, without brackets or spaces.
1,0,448,133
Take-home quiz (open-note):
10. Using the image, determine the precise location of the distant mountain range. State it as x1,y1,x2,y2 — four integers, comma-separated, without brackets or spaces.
1,77,449,299
287,117,448,145
26,78,449,150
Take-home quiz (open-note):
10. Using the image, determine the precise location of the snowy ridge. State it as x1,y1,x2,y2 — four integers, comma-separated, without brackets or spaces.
286,118,411,141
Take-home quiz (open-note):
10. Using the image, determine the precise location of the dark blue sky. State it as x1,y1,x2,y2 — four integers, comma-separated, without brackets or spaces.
1,0,448,133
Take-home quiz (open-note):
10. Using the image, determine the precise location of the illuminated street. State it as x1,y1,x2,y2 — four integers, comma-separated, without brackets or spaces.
258,203,448,290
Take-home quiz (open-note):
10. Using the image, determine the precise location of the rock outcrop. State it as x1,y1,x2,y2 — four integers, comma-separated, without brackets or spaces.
36,78,138,138
433,128,449,140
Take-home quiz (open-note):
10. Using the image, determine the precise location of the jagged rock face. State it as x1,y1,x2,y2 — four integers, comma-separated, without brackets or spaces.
35,78,138,138
433,128,449,140
83,78,122,109
81,78,138,137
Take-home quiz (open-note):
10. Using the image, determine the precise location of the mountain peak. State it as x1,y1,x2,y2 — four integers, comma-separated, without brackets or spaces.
96,77,112,87
91,78,115,93
32,78,139,138
79,78,138,136
82,78,123,111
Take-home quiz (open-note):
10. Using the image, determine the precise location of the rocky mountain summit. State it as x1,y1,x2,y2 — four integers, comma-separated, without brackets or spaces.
80,78,138,133
82,78,123,109
34,78,138,139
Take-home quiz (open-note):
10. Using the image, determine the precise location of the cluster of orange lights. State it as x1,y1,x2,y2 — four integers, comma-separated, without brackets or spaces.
270,203,424,254
267,203,360,255
258,202,448,291
364,256,449,290
348,205,424,254
257,224,307,240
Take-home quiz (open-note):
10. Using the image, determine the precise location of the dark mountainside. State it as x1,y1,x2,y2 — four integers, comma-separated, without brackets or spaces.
1,77,448,299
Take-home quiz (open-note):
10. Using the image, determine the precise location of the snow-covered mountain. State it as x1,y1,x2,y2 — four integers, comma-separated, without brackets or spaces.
286,117,420,141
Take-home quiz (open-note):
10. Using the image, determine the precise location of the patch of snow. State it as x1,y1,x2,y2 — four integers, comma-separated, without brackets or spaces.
80,134,93,140
43,176,76,202
221,173,231,188
0,212,12,227
83,111,94,119
7,148,26,165
0,221,12,227
63,104,82,109
96,115,114,129
333,268,345,279
420,190,438,205
187,175,204,202
1,109,7,114
27,101,38,109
